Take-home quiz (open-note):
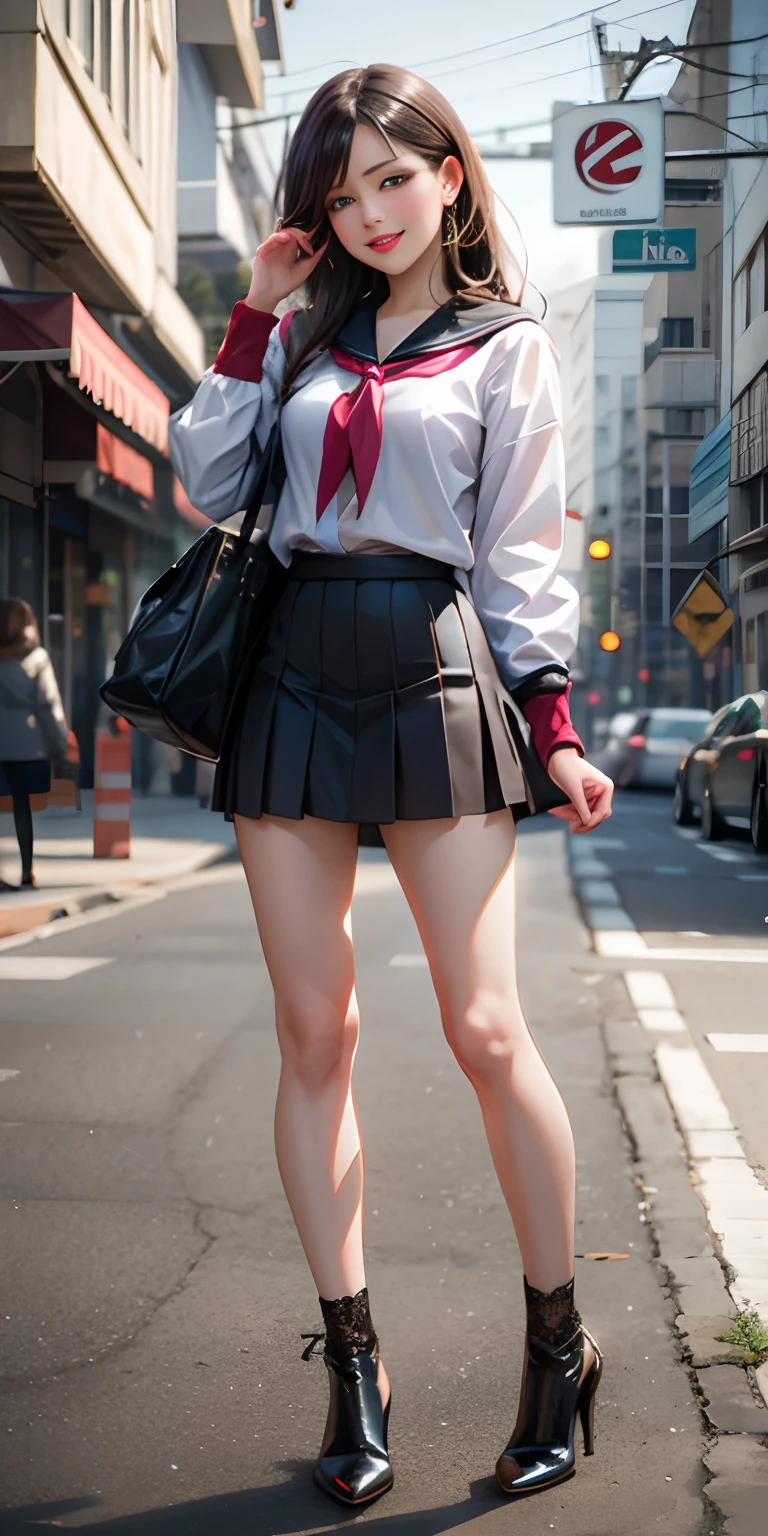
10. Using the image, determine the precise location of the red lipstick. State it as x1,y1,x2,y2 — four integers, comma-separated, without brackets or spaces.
366,232,404,253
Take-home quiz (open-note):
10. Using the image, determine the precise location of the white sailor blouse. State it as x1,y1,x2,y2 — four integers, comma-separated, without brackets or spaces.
168,297,583,765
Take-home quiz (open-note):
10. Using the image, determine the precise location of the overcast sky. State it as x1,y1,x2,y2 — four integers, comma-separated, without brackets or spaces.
261,0,697,298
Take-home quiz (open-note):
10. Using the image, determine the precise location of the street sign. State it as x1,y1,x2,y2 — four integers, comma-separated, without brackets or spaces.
552,100,664,226
672,570,733,659
613,227,696,272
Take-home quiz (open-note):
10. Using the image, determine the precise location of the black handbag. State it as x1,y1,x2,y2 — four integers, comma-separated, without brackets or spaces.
100,425,287,761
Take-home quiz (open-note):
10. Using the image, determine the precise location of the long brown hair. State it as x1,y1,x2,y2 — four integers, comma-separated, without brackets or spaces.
0,598,40,660
278,64,524,393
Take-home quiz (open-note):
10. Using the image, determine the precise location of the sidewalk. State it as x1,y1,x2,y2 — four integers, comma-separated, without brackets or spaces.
0,790,236,939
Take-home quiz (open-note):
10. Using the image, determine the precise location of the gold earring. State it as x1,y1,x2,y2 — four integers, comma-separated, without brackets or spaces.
442,203,459,248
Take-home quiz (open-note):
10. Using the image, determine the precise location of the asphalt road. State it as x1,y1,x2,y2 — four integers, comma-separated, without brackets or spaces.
0,819,708,1534
576,787,768,1175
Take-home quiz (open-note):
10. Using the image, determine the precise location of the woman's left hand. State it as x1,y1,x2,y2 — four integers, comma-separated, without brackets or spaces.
546,748,614,834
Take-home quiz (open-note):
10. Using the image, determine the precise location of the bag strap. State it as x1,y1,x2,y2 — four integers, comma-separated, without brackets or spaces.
239,307,312,547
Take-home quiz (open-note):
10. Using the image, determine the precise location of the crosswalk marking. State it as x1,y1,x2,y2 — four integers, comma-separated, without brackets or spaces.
0,957,113,981
706,1034,768,1053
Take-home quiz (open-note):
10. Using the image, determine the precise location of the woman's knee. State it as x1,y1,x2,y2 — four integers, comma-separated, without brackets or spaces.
275,986,359,1088
442,989,528,1081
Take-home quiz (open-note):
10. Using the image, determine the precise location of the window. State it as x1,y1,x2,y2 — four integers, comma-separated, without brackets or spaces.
664,179,721,203
66,0,112,101
646,568,663,622
645,519,663,561
659,317,694,349
734,265,748,339
595,375,610,395
664,409,705,435
733,696,762,737
646,714,711,743
748,236,766,327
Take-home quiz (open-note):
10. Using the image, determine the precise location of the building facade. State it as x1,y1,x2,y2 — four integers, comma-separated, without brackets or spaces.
722,0,768,693
0,2,282,788
547,270,649,741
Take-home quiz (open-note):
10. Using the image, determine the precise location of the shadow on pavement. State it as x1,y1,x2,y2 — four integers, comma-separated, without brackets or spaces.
0,1476,527,1535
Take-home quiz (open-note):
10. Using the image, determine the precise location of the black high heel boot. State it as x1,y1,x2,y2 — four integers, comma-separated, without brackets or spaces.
495,1276,603,1496
302,1285,393,1508
312,1343,393,1506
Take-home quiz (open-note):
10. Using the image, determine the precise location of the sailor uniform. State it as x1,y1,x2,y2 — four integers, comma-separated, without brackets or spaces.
169,296,583,825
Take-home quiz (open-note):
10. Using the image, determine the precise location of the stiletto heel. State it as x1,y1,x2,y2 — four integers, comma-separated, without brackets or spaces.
495,1326,603,1496
308,1341,394,1507
577,1326,602,1456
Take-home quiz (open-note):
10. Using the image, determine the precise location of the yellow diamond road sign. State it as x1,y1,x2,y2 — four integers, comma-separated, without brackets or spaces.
672,570,733,659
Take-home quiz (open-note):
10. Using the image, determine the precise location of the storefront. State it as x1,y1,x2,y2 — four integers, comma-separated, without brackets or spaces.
0,290,206,788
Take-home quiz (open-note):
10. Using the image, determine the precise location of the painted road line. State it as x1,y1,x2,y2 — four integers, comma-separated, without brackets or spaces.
637,1007,686,1033
585,837,626,849
697,845,746,863
737,873,768,881
595,935,768,962
706,1033,768,1053
569,857,611,878
578,880,621,905
655,1044,733,1132
0,1070,20,1083
653,866,689,875
0,957,113,981
594,930,649,956
624,971,676,1009
389,954,429,968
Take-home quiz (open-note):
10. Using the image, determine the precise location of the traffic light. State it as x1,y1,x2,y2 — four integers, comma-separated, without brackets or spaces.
599,631,621,652
588,539,611,560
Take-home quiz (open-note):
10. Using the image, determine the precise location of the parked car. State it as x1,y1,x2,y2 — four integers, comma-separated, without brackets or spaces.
598,707,713,789
674,690,768,852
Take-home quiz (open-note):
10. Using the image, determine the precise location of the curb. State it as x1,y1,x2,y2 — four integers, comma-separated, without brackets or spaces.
0,843,238,951
567,842,768,1534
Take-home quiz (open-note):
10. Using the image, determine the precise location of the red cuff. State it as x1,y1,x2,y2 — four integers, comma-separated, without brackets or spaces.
212,302,278,383
522,682,584,766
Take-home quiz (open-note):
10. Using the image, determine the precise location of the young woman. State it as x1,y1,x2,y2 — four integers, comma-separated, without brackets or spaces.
0,599,68,891
170,64,613,1508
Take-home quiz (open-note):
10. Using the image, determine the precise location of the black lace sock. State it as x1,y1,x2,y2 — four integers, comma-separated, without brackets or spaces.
524,1275,582,1350
319,1285,378,1359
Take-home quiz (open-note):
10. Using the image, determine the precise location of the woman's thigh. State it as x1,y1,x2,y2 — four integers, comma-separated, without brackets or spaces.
380,811,523,1072
234,812,360,1074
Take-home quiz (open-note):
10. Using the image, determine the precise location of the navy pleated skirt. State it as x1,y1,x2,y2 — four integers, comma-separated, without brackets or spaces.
212,553,531,825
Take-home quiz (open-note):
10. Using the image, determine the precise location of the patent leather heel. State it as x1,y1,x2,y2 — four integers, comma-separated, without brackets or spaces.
577,1327,602,1456
313,1347,393,1507
495,1326,603,1497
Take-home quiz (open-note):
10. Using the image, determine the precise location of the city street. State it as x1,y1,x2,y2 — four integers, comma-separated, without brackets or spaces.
0,818,713,1535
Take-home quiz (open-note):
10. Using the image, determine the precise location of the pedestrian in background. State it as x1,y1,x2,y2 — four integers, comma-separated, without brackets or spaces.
0,598,68,890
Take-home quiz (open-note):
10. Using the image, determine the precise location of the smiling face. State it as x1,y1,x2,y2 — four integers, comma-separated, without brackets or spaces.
324,121,463,278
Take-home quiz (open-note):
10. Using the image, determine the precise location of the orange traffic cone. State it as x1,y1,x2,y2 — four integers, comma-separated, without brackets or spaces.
94,717,131,858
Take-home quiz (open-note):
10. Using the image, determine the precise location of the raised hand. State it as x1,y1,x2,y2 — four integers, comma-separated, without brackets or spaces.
546,748,614,834
245,223,330,314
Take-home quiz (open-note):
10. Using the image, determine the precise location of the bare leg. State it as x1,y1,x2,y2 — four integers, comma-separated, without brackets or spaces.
235,812,390,1405
381,810,576,1295
235,811,364,1298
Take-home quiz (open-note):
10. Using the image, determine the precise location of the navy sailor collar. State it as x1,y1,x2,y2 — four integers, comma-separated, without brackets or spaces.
332,295,540,364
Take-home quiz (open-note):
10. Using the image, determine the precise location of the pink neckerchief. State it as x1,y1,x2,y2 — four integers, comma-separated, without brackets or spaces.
315,343,478,521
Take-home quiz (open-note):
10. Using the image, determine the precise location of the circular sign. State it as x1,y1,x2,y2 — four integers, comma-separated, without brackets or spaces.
574,121,644,194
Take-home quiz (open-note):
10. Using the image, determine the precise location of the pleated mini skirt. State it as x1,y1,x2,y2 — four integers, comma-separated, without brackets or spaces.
213,553,532,825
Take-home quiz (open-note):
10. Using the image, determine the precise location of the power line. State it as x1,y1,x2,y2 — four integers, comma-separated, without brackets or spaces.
407,0,690,72
263,0,692,103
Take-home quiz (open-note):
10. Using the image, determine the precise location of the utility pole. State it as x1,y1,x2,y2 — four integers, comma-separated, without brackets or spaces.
591,20,674,102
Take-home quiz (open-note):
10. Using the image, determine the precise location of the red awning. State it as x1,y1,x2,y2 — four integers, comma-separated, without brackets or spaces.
0,292,169,455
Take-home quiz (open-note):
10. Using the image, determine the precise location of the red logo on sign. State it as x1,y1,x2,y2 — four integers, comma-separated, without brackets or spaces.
574,121,644,193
